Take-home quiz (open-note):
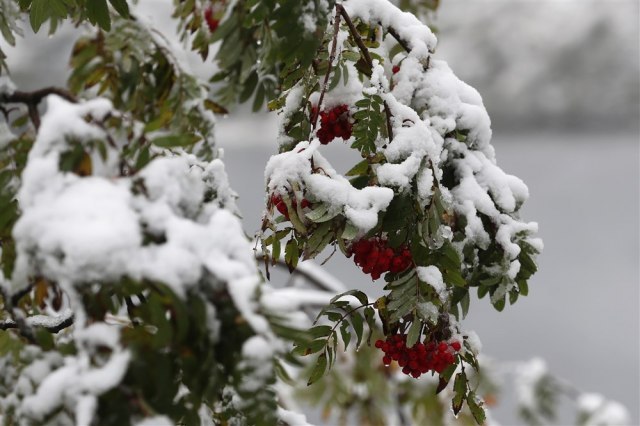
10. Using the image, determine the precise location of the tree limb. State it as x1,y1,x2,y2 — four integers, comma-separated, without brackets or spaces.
0,311,74,334
0,87,77,129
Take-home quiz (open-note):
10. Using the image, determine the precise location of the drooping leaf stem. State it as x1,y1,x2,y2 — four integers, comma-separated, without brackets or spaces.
320,301,375,344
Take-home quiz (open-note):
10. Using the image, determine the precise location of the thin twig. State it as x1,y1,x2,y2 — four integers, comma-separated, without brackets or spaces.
386,27,411,54
313,7,342,129
0,313,74,334
262,256,338,293
337,4,373,70
338,5,396,142
0,87,77,130
383,101,394,141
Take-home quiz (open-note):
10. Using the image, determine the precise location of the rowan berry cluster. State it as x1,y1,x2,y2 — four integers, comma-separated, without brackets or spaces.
315,104,353,144
270,193,310,220
375,334,462,378
349,237,412,280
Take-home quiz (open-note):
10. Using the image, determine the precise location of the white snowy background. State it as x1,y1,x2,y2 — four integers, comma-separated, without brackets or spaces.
1,0,638,424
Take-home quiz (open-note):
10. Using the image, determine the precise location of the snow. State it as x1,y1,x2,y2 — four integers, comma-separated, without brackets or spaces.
345,0,437,60
0,75,16,95
513,357,547,410
265,140,394,233
4,94,289,423
135,415,174,426
278,407,314,426
464,330,482,355
242,336,274,360
416,266,448,301
261,287,333,312
577,393,631,426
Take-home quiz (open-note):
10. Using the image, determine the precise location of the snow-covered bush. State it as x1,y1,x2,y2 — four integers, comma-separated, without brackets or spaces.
0,1,622,425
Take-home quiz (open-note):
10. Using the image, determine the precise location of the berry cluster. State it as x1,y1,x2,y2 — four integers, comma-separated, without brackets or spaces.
316,104,352,145
204,7,220,32
350,237,412,280
375,334,462,378
270,193,310,220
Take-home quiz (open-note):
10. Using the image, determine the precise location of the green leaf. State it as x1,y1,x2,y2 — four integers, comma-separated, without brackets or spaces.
86,0,111,31
329,289,369,307
305,204,329,222
108,0,130,18
517,279,529,296
345,159,369,177
309,325,333,338
339,322,351,349
340,222,358,241
352,312,364,349
363,306,376,345
292,339,325,356
389,297,414,323
152,134,200,148
29,0,50,32
452,372,467,415
467,391,486,425
284,238,299,272
492,294,506,312
328,62,342,91
307,353,327,386
272,237,281,262
406,319,422,348
460,291,470,319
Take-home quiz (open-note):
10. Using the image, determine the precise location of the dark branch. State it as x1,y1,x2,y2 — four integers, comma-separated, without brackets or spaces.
0,312,74,334
337,4,373,70
0,87,77,129
1,87,77,104
386,26,411,54
383,101,394,141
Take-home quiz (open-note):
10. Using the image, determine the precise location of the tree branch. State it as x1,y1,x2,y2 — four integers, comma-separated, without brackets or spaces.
338,5,396,142
337,4,373,70
386,27,411,54
0,87,77,129
0,311,74,334
255,251,346,294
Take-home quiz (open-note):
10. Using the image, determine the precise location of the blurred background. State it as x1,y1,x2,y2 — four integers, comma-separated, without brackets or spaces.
2,0,638,424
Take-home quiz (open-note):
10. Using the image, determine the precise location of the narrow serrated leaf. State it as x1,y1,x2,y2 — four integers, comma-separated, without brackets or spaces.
467,391,486,425
452,372,467,415
307,353,327,385
406,319,422,348
352,312,364,348
329,289,369,306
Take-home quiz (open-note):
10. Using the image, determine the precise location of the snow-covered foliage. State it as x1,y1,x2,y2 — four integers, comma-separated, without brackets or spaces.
0,86,294,423
9,0,630,425
258,1,540,420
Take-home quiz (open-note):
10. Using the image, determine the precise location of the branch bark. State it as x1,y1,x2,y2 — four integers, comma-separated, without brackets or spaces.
0,87,77,129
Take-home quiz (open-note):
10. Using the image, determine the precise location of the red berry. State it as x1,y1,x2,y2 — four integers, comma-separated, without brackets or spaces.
392,65,400,74
204,7,219,32
451,341,461,352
